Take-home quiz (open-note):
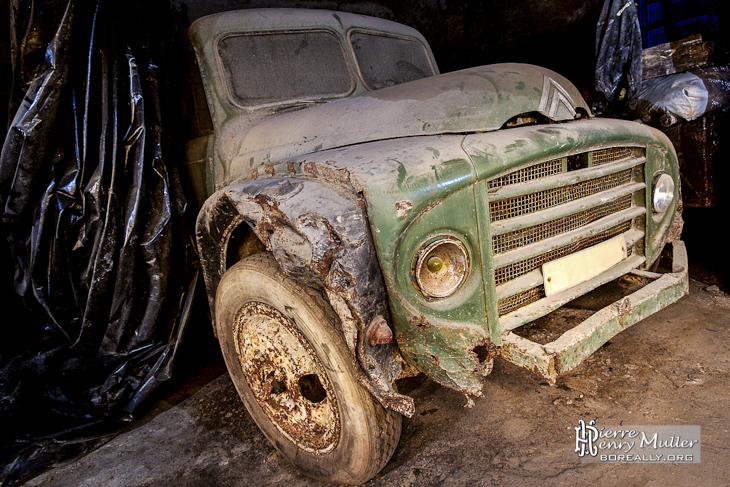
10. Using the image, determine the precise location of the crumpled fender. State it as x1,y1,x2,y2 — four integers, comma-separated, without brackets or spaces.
196,176,415,417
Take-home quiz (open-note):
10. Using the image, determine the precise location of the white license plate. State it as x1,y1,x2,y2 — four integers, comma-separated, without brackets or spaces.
542,235,627,296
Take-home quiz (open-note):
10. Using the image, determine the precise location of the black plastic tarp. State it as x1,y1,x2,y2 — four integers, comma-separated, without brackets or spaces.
594,0,642,110
0,0,194,484
632,66,730,125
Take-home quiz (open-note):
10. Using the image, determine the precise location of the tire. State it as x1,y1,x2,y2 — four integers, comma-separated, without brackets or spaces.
215,252,401,485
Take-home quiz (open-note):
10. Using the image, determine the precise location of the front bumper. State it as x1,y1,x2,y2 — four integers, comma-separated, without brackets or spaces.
498,240,689,381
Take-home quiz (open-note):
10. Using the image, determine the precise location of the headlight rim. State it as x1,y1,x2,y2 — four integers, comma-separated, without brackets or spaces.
414,236,470,299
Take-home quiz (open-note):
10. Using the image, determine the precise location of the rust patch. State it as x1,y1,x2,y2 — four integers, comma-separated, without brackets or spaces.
302,161,320,178
470,339,497,377
552,354,564,380
667,208,684,243
613,297,632,315
407,313,432,328
300,160,355,189
286,162,297,174
395,200,413,218
264,163,276,176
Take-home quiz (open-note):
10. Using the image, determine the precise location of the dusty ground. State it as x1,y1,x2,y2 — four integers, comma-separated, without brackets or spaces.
25,279,730,486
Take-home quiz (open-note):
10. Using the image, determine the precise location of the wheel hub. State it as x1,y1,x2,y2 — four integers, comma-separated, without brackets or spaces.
233,302,341,453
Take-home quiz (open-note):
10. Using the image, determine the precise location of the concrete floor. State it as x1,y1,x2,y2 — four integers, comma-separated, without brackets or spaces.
25,279,730,486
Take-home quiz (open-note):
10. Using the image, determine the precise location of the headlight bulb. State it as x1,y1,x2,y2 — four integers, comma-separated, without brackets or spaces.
415,237,469,298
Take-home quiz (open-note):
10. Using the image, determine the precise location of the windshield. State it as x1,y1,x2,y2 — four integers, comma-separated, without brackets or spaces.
216,30,354,108
350,30,435,90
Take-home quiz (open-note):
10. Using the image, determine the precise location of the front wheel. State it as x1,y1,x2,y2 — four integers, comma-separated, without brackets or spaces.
215,252,401,484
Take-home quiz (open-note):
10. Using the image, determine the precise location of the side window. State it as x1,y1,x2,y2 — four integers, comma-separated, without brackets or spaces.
216,30,354,108
350,30,435,90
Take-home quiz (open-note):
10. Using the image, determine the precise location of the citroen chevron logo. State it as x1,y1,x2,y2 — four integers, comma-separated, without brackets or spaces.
538,75,577,119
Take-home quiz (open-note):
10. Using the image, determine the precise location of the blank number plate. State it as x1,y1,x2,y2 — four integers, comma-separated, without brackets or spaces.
542,235,627,296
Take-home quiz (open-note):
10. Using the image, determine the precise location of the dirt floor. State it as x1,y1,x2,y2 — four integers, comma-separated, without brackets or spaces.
23,278,730,486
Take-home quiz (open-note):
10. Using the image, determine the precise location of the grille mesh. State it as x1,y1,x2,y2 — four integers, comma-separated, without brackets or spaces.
488,158,562,190
492,195,632,254
498,286,546,316
494,221,632,286
592,147,634,165
488,147,638,193
490,169,632,222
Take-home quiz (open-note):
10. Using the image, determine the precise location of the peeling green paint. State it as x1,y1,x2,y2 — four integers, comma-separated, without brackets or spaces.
426,146,440,159
396,160,407,190
505,140,528,152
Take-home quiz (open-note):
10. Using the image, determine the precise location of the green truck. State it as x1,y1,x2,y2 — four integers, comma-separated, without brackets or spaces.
184,8,688,484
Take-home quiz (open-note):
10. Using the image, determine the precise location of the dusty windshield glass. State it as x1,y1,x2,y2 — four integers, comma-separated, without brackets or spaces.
216,30,354,108
350,31,435,90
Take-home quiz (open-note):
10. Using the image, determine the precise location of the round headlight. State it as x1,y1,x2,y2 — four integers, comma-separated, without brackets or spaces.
652,173,675,214
415,237,469,298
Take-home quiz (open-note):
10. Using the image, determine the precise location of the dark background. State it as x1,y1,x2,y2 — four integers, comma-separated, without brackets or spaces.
2,0,726,138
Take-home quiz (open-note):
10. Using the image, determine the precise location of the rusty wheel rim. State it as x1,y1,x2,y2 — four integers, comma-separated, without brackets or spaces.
233,302,341,453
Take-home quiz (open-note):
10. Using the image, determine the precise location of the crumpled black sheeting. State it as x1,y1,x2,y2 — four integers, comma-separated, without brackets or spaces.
594,0,642,103
0,0,192,484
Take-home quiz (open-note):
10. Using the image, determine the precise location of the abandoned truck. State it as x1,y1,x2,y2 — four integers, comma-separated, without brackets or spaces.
184,8,688,484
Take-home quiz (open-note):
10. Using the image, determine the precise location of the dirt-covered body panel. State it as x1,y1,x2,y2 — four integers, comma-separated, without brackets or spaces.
220,64,589,186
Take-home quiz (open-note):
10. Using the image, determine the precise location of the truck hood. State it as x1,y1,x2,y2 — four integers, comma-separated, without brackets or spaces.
222,63,590,183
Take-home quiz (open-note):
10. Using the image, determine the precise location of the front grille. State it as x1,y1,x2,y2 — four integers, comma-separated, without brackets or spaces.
489,147,646,317
493,195,632,254
490,170,632,222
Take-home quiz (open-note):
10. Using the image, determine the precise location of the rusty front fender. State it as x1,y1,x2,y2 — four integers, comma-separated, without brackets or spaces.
196,177,415,417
